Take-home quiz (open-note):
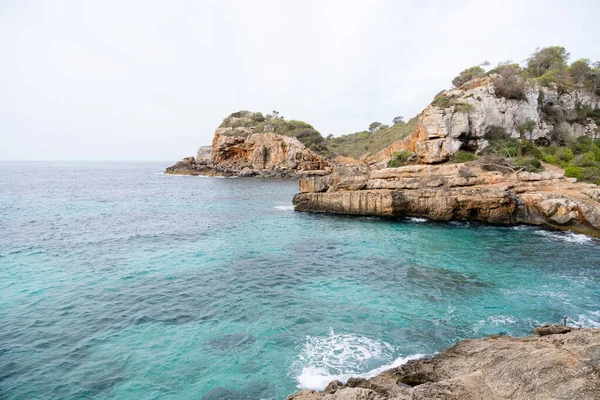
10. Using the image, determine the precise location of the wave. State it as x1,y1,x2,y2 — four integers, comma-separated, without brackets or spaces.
275,205,294,211
534,230,593,244
292,329,425,390
569,311,600,328
407,217,428,223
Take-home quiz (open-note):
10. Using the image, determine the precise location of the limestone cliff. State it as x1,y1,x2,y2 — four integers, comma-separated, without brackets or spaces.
288,326,600,400
293,161,600,236
165,127,331,178
371,77,600,164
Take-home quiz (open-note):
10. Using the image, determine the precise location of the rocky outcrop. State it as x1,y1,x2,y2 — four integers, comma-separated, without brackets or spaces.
371,77,600,164
293,162,600,236
166,128,331,178
288,327,600,400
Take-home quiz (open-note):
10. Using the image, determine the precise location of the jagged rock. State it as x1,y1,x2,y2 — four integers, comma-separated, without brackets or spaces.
293,162,600,236
534,324,573,336
371,77,600,164
287,328,600,400
166,130,331,178
196,146,211,161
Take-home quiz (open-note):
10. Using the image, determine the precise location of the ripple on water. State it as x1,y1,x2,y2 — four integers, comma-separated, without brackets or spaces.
0,162,599,400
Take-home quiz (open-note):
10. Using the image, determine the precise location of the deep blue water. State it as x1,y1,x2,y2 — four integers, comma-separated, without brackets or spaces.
1,161,599,399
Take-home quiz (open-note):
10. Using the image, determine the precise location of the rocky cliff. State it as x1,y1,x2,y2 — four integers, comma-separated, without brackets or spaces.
288,326,600,400
371,77,600,164
165,127,331,178
293,161,600,236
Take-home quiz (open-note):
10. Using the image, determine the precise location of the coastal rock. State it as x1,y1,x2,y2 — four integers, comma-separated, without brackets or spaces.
371,77,600,164
534,324,573,336
166,131,331,178
293,162,600,236
287,327,600,400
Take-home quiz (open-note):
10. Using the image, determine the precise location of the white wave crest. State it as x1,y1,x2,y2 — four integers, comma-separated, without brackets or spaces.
535,230,593,244
407,217,428,223
488,315,518,326
275,205,294,211
292,329,424,390
569,311,600,328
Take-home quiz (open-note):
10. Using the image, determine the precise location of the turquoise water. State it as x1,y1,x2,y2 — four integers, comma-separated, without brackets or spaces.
1,161,599,399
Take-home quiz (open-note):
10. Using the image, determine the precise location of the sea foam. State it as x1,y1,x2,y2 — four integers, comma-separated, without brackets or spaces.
293,329,424,390
534,230,593,244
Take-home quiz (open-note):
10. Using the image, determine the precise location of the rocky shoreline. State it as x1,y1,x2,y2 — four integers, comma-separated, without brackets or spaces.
293,161,600,237
288,326,600,400
165,130,331,178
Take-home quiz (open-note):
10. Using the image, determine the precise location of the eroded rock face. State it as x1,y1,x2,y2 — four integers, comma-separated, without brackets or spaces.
371,77,600,164
165,130,331,178
294,162,600,236
287,327,600,400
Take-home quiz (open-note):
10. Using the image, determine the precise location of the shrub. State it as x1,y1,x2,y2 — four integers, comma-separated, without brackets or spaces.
564,166,583,180
542,154,558,164
491,65,527,100
556,147,574,162
484,125,510,141
580,166,600,184
388,150,415,168
574,152,598,167
251,112,265,122
511,157,543,172
452,66,485,87
517,140,544,159
452,150,476,163
431,95,458,108
454,103,475,113
517,120,537,135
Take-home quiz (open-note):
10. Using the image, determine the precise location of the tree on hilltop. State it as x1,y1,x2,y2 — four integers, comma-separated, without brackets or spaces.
526,46,569,78
392,116,405,125
368,122,382,132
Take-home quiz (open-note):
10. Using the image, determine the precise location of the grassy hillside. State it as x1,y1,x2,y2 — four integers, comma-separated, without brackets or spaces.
324,116,418,159
218,110,419,160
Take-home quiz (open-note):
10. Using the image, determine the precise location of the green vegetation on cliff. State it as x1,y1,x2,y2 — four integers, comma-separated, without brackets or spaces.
218,110,418,160
449,46,600,101
324,116,418,159
482,127,600,183
219,111,332,157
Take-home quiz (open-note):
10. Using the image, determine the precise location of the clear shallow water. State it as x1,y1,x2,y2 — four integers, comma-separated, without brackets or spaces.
1,161,599,400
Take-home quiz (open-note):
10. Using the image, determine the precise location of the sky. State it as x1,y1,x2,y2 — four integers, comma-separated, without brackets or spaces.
1,0,599,161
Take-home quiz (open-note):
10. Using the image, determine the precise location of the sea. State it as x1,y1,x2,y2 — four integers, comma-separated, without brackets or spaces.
1,161,599,399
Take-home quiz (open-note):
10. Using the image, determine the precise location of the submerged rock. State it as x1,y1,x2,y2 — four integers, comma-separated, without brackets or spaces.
287,327,600,400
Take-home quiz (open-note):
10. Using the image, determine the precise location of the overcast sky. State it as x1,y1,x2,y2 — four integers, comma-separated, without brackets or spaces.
1,0,599,161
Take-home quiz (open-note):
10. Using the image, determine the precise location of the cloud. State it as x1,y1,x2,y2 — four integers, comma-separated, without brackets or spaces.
0,0,599,160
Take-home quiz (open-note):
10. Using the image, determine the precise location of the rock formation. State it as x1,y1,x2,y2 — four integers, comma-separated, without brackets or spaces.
370,77,600,164
165,127,331,178
287,326,600,400
293,161,600,237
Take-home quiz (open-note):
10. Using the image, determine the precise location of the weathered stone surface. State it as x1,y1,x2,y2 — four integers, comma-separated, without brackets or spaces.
294,162,600,236
287,328,600,400
294,191,395,216
299,175,333,193
166,130,331,178
370,77,600,164
534,324,573,336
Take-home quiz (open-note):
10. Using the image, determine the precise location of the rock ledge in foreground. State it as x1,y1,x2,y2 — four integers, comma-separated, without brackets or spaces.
287,326,600,400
